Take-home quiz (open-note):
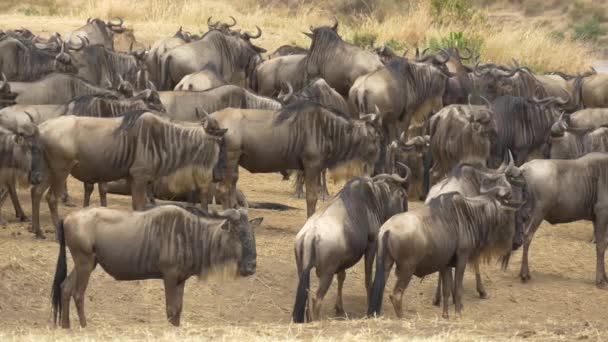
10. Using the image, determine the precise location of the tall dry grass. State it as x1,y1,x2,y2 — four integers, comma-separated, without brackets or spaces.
2,0,600,73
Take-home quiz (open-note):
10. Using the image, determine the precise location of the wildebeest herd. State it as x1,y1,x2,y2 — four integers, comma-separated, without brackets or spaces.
0,16,607,328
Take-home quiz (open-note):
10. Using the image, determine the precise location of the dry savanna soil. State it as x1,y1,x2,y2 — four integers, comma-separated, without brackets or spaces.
1,14,608,342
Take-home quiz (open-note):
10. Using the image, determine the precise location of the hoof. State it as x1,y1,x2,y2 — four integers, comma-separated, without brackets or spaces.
478,291,488,299
432,297,441,307
62,200,78,208
519,273,531,283
293,192,305,199
0,218,7,226
18,215,30,223
334,306,346,317
34,232,46,240
442,312,449,319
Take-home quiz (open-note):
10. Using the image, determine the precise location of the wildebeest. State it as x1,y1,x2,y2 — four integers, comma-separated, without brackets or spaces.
472,64,546,101
441,48,475,105
367,186,523,319
50,205,262,328
8,73,119,105
0,122,44,225
425,154,528,304
158,85,282,121
0,36,79,81
210,101,382,217
580,73,608,108
517,153,608,288
489,94,568,165
388,134,430,200
30,111,227,238
159,28,266,90
73,45,145,88
146,27,193,88
69,17,126,50
292,167,410,323
548,124,608,159
426,103,494,187
349,57,447,172
174,69,227,91
250,54,307,97
303,19,383,96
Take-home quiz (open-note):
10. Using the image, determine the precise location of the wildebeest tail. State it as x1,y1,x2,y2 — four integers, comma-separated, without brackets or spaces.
159,54,173,91
212,137,227,182
51,219,67,326
422,145,433,198
292,238,316,323
368,231,390,317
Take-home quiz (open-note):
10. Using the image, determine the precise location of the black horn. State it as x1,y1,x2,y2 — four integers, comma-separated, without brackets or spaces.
244,25,262,39
228,16,237,27
331,16,339,31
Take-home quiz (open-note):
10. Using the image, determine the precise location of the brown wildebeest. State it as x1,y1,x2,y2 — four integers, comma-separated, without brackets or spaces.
50,205,262,328
368,187,523,319
292,166,410,323
210,101,382,217
30,110,227,239
387,134,430,201
518,153,608,287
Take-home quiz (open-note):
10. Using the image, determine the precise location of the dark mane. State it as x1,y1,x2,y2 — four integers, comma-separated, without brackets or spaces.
293,79,351,116
275,100,349,124
115,109,151,132
305,27,345,69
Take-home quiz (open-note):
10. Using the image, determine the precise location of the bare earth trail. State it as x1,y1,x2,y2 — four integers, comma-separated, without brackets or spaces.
1,16,608,342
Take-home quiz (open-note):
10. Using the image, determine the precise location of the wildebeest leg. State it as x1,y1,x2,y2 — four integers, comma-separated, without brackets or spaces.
98,182,108,207
453,258,468,315
0,187,7,226
440,268,453,319
319,170,329,201
433,274,442,306
47,174,69,229
335,270,346,317
388,264,414,319
83,182,94,207
73,256,95,328
163,276,185,326
280,170,290,181
304,170,320,218
7,183,27,221
593,214,608,288
364,242,377,302
198,182,211,212
294,172,305,199
311,271,333,321
60,182,77,207
31,175,53,239
474,261,487,299
60,270,77,329
130,179,148,211
519,215,544,282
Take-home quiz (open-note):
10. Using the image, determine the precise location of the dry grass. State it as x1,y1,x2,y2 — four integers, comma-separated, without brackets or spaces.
0,0,600,73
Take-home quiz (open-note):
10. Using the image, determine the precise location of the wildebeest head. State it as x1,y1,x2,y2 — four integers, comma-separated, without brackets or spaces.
133,89,165,113
207,16,238,35
215,208,262,276
472,63,541,101
464,101,494,137
356,113,384,174
370,162,411,213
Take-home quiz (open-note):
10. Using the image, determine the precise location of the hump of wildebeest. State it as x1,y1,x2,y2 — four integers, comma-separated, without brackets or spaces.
0,37,77,81
66,91,164,118
280,78,351,117
269,44,308,58
72,18,125,50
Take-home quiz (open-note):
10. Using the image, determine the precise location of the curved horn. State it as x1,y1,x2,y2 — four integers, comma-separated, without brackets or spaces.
457,47,473,60
394,162,411,183
479,95,491,108
219,208,241,221
207,16,219,27
399,131,406,143
23,111,34,123
108,17,123,27
68,35,87,51
0,73,7,91
228,16,237,27
87,17,91,24
433,49,450,64
402,48,408,57
473,62,491,77
331,16,339,31
244,25,262,39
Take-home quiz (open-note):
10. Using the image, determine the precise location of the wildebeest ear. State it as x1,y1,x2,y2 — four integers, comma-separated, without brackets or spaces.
249,217,263,227
302,31,313,39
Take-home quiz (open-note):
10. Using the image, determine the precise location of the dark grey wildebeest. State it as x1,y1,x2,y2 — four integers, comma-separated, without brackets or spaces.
251,54,307,97
210,101,382,217
518,153,608,288
73,45,145,88
368,187,523,319
159,28,265,90
303,19,383,96
30,110,227,239
145,27,193,88
0,122,44,225
8,73,119,105
51,205,262,328
388,134,430,201
425,154,528,305
292,167,410,323
158,85,281,122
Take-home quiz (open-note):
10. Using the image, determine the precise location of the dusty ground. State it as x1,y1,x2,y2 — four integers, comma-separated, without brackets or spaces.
1,169,608,341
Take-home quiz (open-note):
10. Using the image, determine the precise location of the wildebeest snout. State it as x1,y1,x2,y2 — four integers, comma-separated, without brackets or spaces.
240,260,256,276
29,171,43,185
